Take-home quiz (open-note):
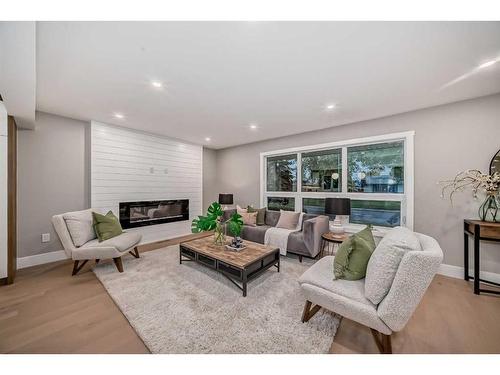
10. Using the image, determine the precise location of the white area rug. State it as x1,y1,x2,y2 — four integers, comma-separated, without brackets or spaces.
93,245,340,353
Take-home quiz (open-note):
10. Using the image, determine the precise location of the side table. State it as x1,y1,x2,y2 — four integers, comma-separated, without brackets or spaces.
464,219,500,295
320,232,348,258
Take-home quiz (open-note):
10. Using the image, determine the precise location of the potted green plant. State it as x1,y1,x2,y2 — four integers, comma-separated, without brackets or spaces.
191,202,244,245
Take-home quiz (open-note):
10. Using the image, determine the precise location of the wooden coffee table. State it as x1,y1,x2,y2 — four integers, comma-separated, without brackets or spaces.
179,235,280,297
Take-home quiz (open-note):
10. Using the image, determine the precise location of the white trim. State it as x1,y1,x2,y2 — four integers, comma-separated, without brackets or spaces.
17,250,69,269
260,131,415,230
438,263,500,285
260,131,415,157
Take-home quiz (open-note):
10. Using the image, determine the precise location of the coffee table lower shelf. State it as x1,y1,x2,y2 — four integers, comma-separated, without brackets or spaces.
179,245,280,297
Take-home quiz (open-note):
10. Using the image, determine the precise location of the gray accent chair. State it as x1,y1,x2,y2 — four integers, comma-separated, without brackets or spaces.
298,232,443,353
52,209,142,275
223,209,329,260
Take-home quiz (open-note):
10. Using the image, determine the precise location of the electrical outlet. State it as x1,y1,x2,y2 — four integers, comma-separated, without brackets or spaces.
41,233,51,243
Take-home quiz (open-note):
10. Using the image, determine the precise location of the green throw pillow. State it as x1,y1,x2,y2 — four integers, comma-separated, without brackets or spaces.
333,226,376,280
92,211,123,242
247,206,266,226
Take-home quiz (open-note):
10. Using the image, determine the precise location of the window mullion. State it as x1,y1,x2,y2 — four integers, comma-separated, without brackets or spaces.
341,147,348,194
296,152,302,212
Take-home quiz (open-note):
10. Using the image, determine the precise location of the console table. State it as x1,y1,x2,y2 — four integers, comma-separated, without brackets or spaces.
463,219,500,295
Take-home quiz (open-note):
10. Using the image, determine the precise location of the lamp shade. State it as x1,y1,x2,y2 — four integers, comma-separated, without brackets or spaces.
324,198,351,215
218,193,234,205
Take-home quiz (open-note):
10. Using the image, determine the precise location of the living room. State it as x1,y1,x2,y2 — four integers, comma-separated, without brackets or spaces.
1,1,500,373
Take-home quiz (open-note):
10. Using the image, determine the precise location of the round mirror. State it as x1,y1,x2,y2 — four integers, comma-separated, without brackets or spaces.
490,149,500,175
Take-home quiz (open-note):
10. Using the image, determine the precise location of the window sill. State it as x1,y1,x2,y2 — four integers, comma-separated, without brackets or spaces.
332,222,392,238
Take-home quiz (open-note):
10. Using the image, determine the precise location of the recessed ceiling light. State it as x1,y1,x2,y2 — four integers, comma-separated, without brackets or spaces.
151,81,163,88
325,103,337,111
478,60,498,69
205,137,211,142
249,124,258,130
114,113,124,119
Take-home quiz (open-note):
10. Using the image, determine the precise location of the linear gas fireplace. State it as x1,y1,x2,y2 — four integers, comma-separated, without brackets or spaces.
119,199,189,229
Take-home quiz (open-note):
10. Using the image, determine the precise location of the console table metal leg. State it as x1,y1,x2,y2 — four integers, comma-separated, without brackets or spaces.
464,224,469,281
474,224,480,295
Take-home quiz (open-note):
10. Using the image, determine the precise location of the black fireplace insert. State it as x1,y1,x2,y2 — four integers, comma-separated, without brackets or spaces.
119,199,189,229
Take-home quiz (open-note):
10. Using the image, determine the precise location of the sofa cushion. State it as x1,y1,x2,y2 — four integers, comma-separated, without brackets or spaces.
264,210,281,227
241,225,270,244
82,231,142,252
333,226,376,280
63,209,96,247
92,211,123,242
240,211,257,226
247,206,266,226
276,210,301,230
299,256,375,307
365,226,422,305
236,205,247,214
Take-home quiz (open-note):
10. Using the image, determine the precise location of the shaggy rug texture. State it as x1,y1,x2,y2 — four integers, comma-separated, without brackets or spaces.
93,245,340,353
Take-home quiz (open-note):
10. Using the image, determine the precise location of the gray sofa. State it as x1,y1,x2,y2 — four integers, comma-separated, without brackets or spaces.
223,209,329,260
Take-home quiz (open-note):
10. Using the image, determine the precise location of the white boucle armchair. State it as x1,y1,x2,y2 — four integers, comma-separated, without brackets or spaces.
298,232,443,354
52,209,142,275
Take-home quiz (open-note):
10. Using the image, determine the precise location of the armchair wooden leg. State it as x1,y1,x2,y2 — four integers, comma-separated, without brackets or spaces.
113,257,124,273
129,247,140,258
301,300,322,323
71,260,88,276
299,255,303,263
370,329,392,354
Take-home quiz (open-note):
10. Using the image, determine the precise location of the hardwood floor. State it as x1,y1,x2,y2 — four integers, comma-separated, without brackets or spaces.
1,235,500,354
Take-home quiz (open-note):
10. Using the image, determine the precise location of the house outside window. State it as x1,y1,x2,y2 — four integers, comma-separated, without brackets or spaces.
260,132,414,231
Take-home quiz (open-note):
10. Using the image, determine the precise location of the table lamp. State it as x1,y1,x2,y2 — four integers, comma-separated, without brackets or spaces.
324,198,351,235
218,193,234,210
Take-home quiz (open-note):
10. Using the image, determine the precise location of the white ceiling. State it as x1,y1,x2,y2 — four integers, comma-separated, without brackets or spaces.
36,21,500,149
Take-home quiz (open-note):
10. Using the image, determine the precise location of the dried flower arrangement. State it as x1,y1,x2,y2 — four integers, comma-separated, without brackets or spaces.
440,169,500,222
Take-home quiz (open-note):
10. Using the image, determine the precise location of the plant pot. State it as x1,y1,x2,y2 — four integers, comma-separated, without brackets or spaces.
478,193,499,222
214,222,225,246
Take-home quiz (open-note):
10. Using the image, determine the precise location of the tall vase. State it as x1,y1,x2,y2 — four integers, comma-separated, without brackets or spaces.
214,220,226,246
478,193,499,222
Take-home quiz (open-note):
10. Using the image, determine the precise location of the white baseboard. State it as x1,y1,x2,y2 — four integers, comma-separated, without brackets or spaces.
17,250,69,269
438,263,500,284
16,249,500,285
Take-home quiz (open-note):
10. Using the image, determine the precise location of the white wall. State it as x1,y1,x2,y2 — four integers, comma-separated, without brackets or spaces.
17,112,89,258
91,122,203,244
0,101,8,279
215,94,500,273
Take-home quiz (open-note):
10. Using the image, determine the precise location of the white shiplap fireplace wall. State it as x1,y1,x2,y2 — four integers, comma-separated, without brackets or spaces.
91,121,203,244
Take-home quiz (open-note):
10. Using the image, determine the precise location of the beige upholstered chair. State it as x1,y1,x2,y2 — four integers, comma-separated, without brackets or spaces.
52,209,142,275
299,231,443,354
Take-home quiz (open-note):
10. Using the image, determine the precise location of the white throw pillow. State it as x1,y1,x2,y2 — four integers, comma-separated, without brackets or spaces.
275,210,301,230
63,209,97,247
240,212,258,226
295,212,305,231
365,226,421,305
236,205,248,214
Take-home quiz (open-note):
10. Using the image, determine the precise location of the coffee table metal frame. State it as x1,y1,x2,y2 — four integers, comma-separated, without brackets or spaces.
179,244,280,297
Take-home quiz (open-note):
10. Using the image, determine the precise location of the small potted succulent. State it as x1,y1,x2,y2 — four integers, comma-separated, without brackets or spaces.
191,202,243,245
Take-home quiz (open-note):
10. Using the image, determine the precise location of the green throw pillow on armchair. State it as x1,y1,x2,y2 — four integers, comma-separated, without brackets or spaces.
333,226,376,280
92,211,123,242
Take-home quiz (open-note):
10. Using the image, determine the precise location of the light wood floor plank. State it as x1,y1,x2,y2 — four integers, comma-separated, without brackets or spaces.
1,234,500,354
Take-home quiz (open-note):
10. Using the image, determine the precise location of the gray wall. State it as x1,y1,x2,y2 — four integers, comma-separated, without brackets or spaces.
215,94,500,272
17,111,89,257
203,147,218,212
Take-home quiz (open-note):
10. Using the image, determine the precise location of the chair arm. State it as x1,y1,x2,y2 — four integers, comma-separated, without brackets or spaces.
302,215,330,257
377,242,443,332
